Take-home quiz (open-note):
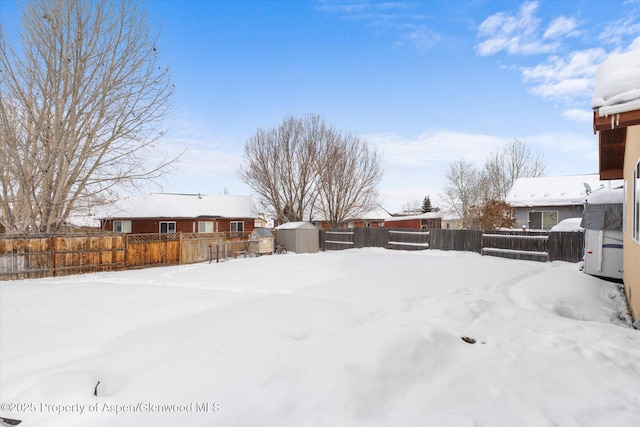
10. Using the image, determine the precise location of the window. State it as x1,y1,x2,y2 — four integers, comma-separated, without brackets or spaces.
198,221,214,233
363,221,371,228
346,222,354,229
159,221,176,233
634,161,640,242
113,220,131,233
528,211,558,230
231,221,244,232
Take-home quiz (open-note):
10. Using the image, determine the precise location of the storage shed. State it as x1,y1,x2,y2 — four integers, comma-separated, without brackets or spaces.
274,222,319,254
248,228,274,255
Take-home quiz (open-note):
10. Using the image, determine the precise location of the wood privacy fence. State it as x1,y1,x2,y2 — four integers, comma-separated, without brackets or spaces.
0,232,250,280
320,228,584,263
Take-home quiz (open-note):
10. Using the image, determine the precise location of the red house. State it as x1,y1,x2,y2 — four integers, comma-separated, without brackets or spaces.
99,193,258,234
384,212,442,229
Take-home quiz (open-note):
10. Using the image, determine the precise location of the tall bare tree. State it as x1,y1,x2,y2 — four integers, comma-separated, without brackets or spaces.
315,132,382,229
442,139,545,228
441,159,481,228
239,114,382,227
479,138,546,201
0,0,174,234
239,114,324,223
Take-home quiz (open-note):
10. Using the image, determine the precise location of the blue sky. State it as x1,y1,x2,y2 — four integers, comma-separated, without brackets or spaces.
2,0,640,213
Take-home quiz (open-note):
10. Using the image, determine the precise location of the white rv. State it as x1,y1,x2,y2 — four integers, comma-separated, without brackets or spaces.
581,187,624,280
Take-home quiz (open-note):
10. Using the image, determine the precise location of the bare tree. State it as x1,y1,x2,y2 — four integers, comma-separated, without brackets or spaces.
441,159,481,228
442,139,545,228
480,138,546,201
0,0,174,234
239,114,382,227
315,132,382,229
239,114,324,224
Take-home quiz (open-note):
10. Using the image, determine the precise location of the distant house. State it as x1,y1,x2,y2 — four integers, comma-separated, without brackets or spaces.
441,214,464,230
99,193,259,234
311,207,389,229
384,212,442,229
506,174,623,231
592,49,640,327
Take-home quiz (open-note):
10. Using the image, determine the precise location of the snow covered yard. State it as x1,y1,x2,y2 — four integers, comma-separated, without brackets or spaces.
1,248,639,427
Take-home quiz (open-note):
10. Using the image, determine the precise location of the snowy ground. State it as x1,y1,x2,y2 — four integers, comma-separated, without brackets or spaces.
1,249,639,427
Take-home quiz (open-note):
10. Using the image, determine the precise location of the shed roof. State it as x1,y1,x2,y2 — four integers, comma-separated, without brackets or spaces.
274,221,317,230
251,228,274,237
100,193,258,219
506,174,623,207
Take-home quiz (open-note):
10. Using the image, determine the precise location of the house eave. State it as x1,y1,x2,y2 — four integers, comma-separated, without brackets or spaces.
593,109,640,133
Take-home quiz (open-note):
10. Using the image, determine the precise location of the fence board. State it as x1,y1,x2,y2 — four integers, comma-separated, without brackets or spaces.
0,232,250,280
481,230,549,262
429,229,483,252
387,229,430,250
548,232,584,262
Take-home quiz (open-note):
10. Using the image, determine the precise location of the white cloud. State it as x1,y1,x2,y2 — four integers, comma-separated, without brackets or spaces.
525,132,598,159
521,48,608,101
561,109,593,123
317,0,441,52
543,16,580,39
367,129,505,167
476,1,561,56
598,15,640,46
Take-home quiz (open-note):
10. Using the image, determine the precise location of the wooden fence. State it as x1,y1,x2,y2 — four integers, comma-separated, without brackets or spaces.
320,228,584,262
0,232,250,280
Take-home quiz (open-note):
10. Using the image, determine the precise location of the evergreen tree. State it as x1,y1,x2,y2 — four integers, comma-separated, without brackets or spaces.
422,196,433,213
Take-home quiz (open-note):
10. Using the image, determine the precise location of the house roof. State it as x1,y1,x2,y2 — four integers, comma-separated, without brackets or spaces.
384,212,442,222
100,193,259,219
506,174,623,208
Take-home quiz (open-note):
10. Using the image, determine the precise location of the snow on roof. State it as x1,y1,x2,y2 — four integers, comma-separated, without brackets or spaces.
354,207,393,220
586,186,624,205
100,193,259,219
274,221,317,230
251,228,274,237
384,212,442,222
592,49,640,115
506,174,623,207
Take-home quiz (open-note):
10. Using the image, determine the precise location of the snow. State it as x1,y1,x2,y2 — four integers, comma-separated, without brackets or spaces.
97,193,258,219
592,49,640,114
550,218,584,232
586,186,625,205
385,211,442,222
274,221,317,230
506,174,624,207
1,249,639,427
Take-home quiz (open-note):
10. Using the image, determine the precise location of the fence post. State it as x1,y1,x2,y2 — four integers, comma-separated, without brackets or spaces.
50,235,56,277
178,232,183,265
124,233,129,268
